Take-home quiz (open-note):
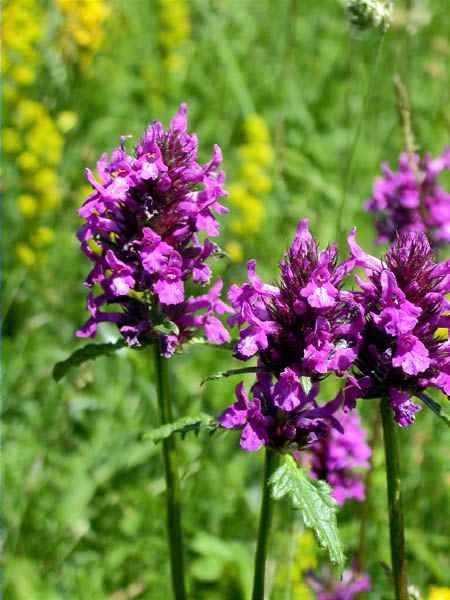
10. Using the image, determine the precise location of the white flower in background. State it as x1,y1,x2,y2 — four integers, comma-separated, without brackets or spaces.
346,0,394,31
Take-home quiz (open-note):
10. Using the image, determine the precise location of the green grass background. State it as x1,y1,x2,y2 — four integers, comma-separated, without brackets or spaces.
3,1,450,598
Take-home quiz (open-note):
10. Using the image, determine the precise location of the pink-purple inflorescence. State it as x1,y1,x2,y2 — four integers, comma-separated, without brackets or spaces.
305,409,371,505
76,103,232,356
219,219,366,451
341,230,450,427
306,567,371,600
365,147,450,247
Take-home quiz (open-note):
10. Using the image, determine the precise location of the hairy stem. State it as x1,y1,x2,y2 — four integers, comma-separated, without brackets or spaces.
380,398,408,600
154,344,187,600
252,448,279,600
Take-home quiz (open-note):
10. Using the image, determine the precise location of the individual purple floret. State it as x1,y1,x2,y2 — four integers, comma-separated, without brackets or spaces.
219,220,366,452
340,229,450,427
304,409,371,505
306,567,371,600
76,103,231,355
365,147,450,247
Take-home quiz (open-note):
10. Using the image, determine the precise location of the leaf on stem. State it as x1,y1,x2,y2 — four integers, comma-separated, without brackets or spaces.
270,455,345,569
52,340,127,382
417,392,450,428
201,366,264,385
143,413,219,443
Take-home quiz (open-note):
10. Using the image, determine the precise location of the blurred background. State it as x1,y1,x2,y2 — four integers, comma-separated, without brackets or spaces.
2,0,450,598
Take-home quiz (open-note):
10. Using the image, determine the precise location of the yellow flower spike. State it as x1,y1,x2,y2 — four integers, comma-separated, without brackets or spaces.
225,240,243,263
18,194,37,218
11,64,36,86
16,243,36,267
56,111,78,133
32,168,58,191
164,53,186,73
41,189,62,211
238,142,274,168
428,587,450,600
240,162,272,195
32,226,55,247
2,128,21,153
243,114,271,144
17,152,39,172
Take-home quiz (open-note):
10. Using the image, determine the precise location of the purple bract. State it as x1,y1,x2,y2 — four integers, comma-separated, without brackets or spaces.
365,147,450,247
76,103,231,356
219,220,365,452
341,229,450,426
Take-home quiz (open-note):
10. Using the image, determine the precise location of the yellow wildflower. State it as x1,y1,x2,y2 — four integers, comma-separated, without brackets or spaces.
56,111,78,133
238,142,274,168
32,168,58,192
10,64,35,86
2,128,21,153
158,0,191,75
240,162,272,194
225,240,243,263
17,152,39,172
244,114,271,144
16,243,36,267
32,226,55,247
429,587,450,600
18,194,37,218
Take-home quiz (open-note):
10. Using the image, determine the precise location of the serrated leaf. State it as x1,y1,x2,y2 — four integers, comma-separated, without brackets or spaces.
143,413,218,443
270,455,345,569
52,340,126,382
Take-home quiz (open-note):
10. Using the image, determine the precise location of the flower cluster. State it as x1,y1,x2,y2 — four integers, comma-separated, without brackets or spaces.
2,1,64,267
77,104,231,356
304,409,371,505
158,0,191,74
226,114,274,262
346,0,393,32
306,567,371,600
343,230,450,426
219,220,365,451
365,148,450,247
55,0,110,70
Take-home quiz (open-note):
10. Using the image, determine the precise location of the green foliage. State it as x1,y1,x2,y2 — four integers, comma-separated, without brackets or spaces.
270,456,345,570
144,414,219,442
3,0,450,598
53,340,127,381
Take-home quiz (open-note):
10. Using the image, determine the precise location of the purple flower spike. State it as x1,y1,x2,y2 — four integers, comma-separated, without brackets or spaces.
343,229,450,426
365,147,450,247
304,409,372,505
220,219,366,452
76,104,231,354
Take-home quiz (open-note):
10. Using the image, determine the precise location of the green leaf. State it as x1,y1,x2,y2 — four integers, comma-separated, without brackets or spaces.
202,366,264,385
143,413,218,443
270,455,345,569
152,318,179,336
52,340,127,382
417,392,450,428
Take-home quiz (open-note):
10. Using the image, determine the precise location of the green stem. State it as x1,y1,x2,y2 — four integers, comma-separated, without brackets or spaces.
252,448,279,600
380,398,408,600
154,343,187,600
